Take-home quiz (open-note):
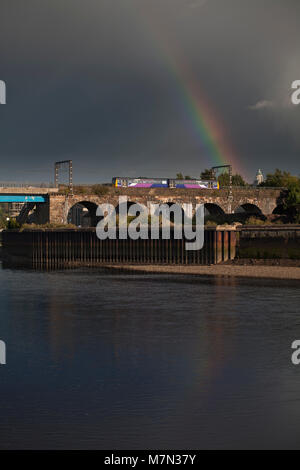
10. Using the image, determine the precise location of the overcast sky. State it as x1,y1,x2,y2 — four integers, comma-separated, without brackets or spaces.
0,0,299,183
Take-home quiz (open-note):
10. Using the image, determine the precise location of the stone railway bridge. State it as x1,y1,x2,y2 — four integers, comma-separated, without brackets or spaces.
47,187,285,225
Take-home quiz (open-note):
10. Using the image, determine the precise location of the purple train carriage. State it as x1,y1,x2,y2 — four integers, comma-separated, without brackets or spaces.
113,178,169,188
170,179,219,189
112,177,219,189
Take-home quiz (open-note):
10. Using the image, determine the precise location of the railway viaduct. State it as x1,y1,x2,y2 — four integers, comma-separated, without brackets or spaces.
47,187,285,225
0,186,285,225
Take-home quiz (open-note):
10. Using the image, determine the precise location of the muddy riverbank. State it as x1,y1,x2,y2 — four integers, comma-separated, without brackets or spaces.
102,263,300,280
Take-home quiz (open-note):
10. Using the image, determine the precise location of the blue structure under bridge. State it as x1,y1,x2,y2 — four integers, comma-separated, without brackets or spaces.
0,195,46,203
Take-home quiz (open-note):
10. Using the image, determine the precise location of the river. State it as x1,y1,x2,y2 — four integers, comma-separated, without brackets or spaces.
0,264,299,449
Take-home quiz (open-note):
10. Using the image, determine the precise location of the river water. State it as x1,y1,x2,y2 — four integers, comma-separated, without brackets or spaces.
0,264,300,449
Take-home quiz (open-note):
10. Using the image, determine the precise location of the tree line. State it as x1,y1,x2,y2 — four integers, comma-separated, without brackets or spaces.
176,169,246,186
176,168,300,223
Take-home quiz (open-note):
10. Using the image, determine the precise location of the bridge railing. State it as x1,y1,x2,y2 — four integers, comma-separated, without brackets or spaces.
0,183,287,190
0,182,55,188
221,186,287,190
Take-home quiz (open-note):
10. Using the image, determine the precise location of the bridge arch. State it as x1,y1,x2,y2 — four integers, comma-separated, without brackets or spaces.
115,199,139,214
156,201,185,224
234,203,262,215
67,201,98,227
204,203,225,217
115,199,150,227
272,204,285,215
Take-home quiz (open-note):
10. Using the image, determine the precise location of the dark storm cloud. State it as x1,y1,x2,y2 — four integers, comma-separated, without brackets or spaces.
0,0,299,183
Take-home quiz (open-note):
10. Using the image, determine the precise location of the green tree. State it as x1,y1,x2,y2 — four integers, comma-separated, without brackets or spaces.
232,174,246,186
218,172,246,187
6,219,20,230
0,207,6,229
284,181,300,222
261,169,299,187
176,173,184,180
200,169,215,180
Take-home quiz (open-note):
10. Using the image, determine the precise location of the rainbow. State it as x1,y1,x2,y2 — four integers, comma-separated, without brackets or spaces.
132,6,244,178
165,53,240,172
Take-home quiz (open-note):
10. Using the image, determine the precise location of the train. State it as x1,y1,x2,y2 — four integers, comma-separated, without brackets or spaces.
112,177,219,189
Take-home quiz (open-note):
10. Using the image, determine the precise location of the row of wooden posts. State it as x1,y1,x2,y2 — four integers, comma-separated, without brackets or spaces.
2,228,237,268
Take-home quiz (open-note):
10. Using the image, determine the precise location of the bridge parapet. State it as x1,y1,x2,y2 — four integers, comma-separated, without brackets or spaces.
0,187,58,194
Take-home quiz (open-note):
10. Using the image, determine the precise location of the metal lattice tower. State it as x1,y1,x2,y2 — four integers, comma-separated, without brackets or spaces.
54,160,73,194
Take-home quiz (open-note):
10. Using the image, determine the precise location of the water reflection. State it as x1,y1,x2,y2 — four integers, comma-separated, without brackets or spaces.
0,267,300,448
